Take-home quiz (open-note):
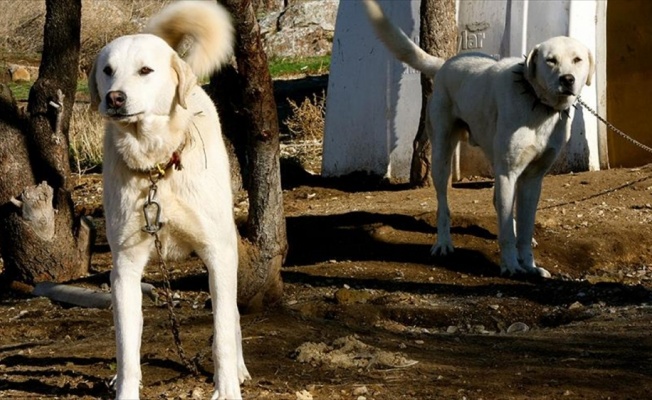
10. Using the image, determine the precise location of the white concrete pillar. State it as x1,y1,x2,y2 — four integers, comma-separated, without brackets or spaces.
323,0,421,181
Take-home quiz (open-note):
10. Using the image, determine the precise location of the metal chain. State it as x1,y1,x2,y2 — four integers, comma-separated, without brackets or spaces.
153,234,199,375
576,96,652,154
142,179,199,375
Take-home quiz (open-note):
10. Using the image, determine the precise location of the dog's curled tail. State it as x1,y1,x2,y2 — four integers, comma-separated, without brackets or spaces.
145,0,234,78
362,0,444,77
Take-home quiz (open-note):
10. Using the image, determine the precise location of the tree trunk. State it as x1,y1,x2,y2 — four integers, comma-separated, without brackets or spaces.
409,0,457,187
0,0,92,288
211,0,287,312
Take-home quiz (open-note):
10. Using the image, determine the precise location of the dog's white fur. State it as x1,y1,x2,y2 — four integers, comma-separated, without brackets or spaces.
363,0,594,277
88,1,249,399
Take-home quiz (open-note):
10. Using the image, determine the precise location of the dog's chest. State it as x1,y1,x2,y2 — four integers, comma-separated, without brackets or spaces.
532,109,572,150
511,110,572,169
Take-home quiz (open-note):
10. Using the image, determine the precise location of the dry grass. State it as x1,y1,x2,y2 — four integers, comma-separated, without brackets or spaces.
284,91,326,141
0,0,170,72
78,0,172,73
0,1,45,63
69,103,104,174
281,91,326,173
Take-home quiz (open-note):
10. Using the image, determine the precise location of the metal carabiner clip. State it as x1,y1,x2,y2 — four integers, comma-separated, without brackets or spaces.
142,200,162,234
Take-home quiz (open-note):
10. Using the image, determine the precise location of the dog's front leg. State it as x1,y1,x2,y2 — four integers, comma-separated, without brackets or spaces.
494,173,527,276
111,247,149,399
198,237,247,400
515,171,552,278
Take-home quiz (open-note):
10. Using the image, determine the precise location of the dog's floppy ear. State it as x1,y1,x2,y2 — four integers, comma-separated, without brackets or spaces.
88,58,100,110
171,54,197,109
525,45,539,83
585,49,595,86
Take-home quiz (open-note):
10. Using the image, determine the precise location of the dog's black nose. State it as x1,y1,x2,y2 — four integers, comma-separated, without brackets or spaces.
559,74,575,89
106,91,127,109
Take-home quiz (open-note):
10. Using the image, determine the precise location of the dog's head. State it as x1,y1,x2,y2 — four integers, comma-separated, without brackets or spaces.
525,36,594,111
88,34,196,124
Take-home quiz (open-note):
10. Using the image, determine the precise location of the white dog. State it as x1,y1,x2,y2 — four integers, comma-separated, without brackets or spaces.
89,1,250,398
363,0,594,277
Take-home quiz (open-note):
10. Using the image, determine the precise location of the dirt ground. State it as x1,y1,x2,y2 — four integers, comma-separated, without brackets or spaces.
1,165,652,400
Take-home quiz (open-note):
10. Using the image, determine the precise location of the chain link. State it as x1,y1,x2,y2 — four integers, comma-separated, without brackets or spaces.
576,96,652,154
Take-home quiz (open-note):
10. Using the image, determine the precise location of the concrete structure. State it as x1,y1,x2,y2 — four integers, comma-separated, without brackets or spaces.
322,0,421,180
323,0,607,181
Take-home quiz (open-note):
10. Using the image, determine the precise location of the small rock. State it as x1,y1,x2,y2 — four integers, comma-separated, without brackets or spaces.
506,322,529,333
8,65,31,82
191,387,204,399
334,288,373,305
353,386,368,396
446,326,459,334
296,389,313,400
568,301,583,310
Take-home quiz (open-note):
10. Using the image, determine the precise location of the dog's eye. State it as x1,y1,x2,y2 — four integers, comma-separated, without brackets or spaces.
139,67,154,75
103,66,113,76
573,57,582,64
545,57,557,65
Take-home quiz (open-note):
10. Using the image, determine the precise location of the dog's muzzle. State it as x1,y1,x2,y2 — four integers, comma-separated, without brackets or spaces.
106,90,128,117
559,74,576,95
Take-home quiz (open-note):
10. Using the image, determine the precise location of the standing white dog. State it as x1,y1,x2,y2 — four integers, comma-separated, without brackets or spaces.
362,0,594,277
89,1,250,399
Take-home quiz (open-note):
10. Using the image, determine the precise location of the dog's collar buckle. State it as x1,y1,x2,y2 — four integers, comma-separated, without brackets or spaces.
147,142,186,182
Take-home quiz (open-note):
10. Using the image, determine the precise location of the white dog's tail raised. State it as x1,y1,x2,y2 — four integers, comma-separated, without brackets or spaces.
362,0,444,77
144,0,234,78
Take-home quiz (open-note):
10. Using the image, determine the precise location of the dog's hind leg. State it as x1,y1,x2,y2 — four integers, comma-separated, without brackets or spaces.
111,244,151,399
429,104,458,257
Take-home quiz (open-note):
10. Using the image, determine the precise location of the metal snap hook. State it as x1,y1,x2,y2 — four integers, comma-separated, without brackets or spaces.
142,200,162,234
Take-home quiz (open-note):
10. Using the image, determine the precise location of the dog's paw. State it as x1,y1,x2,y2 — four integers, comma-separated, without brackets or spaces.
530,266,551,278
238,364,251,384
212,369,243,400
430,241,454,256
500,263,527,276
211,386,242,400
501,264,551,278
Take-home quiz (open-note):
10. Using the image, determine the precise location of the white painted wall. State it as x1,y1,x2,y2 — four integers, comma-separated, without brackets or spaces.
322,0,421,180
323,0,606,180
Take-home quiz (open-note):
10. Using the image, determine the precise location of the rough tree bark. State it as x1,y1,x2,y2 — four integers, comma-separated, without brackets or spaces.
0,0,92,288
409,0,457,187
210,0,287,312
253,0,285,14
